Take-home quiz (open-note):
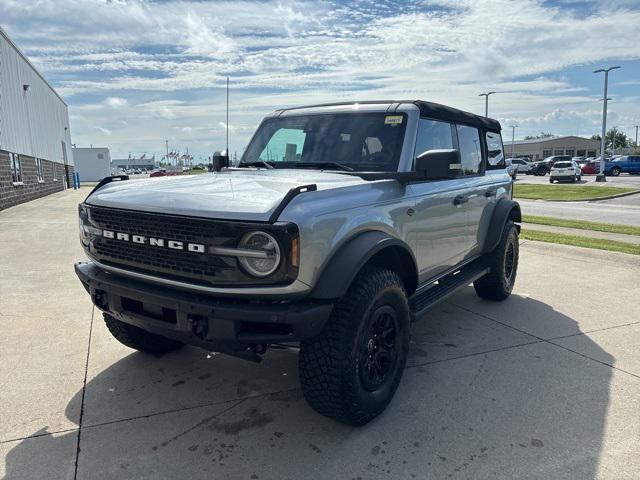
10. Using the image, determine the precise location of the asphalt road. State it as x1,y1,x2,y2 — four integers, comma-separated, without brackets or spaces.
1,188,639,479
518,196,640,226
516,172,640,188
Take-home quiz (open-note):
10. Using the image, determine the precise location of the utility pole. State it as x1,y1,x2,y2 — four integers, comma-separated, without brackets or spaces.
510,125,518,158
226,76,229,156
165,139,169,167
594,66,620,182
635,125,639,147
478,92,496,117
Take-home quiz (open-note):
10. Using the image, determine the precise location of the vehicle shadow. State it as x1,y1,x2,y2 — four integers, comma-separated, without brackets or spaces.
4,292,614,480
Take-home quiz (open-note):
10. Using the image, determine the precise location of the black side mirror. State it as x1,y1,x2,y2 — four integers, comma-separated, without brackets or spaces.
415,149,462,180
210,150,229,172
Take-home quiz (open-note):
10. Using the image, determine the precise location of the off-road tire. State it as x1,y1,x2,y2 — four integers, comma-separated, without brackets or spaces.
474,220,519,301
299,267,410,425
104,314,185,354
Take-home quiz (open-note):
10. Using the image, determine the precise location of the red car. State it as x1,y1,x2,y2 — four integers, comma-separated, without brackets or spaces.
581,161,600,175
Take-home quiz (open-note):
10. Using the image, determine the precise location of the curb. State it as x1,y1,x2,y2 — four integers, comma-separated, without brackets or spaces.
515,189,640,203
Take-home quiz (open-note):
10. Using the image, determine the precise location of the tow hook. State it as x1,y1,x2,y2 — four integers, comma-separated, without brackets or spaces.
93,290,108,309
188,315,209,340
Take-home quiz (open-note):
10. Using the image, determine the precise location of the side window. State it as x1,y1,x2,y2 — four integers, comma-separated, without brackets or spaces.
10,153,23,183
485,131,504,169
413,119,454,170
259,128,306,162
456,125,482,175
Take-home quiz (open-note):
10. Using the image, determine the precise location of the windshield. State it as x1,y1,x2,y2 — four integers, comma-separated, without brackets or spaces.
241,113,407,172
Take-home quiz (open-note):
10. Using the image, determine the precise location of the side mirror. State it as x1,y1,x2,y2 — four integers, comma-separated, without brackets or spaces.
210,150,229,172
415,149,462,180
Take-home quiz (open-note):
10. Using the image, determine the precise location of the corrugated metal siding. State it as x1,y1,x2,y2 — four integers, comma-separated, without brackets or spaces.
0,29,73,166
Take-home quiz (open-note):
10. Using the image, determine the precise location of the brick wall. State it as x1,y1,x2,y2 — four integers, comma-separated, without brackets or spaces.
0,150,74,210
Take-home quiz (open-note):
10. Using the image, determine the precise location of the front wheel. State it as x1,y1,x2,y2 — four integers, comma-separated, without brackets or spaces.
611,167,621,176
299,267,410,425
474,220,519,301
549,178,554,183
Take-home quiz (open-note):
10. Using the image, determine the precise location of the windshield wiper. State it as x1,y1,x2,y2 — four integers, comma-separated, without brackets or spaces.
237,161,274,169
291,161,354,172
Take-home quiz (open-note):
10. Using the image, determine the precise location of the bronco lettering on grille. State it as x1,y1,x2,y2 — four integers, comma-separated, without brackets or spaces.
102,229,205,253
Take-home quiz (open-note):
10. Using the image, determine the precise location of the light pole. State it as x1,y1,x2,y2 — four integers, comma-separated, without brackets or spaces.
634,125,639,148
479,92,496,117
510,125,518,158
594,66,620,182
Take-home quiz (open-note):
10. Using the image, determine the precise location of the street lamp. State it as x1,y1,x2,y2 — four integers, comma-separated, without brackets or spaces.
594,66,620,182
510,125,518,158
479,92,496,117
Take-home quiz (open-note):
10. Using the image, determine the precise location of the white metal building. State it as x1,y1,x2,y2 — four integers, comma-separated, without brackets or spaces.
73,147,111,182
0,26,74,209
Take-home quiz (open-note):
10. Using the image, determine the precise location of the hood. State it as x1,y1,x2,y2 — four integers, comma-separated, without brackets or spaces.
85,169,369,222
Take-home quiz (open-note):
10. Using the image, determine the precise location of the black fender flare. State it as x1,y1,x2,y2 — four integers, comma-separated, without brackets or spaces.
309,231,418,300
482,198,521,254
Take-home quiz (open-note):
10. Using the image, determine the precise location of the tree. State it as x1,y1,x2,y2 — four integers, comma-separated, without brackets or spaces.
524,132,555,140
592,129,631,151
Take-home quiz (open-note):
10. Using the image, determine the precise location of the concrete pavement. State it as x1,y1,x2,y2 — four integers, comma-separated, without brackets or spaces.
1,189,639,480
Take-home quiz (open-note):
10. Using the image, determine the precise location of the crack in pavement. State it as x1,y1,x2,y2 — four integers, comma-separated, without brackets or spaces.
450,301,640,380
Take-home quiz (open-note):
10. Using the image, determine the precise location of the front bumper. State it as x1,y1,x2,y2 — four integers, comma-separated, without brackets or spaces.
75,261,333,353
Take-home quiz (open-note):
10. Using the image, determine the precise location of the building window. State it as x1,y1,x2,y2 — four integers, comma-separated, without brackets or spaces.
554,149,564,155
577,149,586,156
543,149,552,158
587,150,596,157
565,149,575,157
97,153,104,159
10,153,23,184
36,158,45,182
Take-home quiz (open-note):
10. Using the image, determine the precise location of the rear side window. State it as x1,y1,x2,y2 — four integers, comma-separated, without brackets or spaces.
485,131,504,169
456,125,482,175
414,119,454,156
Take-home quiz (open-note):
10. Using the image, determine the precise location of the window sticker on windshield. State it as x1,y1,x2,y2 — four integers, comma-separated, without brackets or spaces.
384,115,403,125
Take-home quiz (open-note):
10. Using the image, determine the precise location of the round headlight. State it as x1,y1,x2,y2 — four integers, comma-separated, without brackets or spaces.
238,231,281,277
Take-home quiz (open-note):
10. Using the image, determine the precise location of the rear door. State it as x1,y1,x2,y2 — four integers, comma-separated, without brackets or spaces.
462,126,500,256
408,118,468,282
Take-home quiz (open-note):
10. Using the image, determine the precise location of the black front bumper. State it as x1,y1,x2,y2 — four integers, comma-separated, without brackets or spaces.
75,262,333,353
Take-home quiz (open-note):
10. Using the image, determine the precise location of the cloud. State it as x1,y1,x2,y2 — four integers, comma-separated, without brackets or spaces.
2,0,639,157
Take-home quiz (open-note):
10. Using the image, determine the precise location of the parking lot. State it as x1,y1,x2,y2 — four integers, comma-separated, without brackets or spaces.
1,188,639,480
516,172,640,189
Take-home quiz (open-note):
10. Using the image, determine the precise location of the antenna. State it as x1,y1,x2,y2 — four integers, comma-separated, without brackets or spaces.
226,76,229,155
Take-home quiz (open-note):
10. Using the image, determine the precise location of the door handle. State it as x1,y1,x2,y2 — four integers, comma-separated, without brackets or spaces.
484,189,496,198
453,195,468,205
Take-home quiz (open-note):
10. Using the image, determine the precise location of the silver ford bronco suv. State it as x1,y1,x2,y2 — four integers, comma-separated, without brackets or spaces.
75,100,521,425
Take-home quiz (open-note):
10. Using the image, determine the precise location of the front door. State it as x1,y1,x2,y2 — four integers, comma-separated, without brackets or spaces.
407,118,468,282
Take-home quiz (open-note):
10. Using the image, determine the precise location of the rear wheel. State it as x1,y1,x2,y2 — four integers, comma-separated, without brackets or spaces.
474,220,519,301
104,314,185,354
549,178,554,183
299,267,410,425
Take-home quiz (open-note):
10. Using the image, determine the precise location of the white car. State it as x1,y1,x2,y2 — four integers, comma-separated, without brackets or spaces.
550,160,581,183
506,158,532,174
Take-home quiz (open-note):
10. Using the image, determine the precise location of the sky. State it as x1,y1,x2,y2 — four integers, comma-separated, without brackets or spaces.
1,0,639,161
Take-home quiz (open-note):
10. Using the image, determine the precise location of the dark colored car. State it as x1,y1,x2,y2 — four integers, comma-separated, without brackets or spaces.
531,155,571,176
604,156,640,176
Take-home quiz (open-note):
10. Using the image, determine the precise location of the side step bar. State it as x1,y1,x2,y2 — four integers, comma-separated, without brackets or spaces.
409,262,490,321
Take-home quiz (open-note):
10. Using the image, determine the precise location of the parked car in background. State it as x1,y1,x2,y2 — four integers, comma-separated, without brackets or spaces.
531,155,571,176
581,161,600,175
506,158,531,174
604,156,640,176
550,160,581,183
504,159,518,180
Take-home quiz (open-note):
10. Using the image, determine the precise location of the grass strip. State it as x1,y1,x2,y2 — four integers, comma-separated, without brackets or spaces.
521,229,640,255
522,215,640,237
514,184,638,201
